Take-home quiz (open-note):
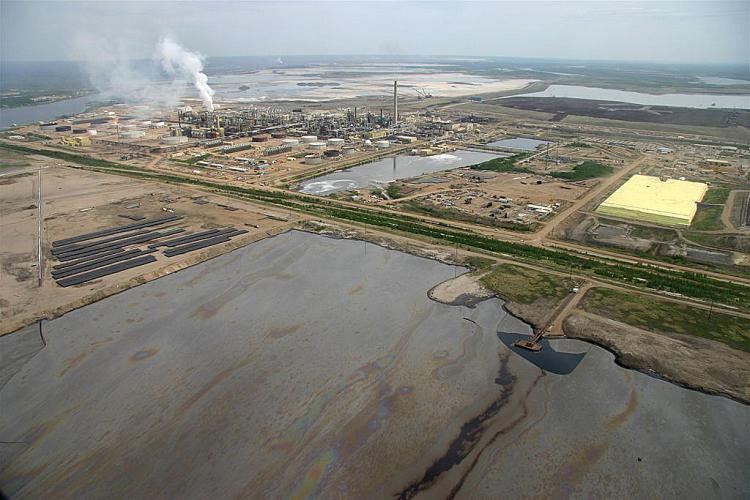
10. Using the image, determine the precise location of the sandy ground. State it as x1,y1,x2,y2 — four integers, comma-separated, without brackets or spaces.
564,312,750,403
0,164,294,335
428,272,493,306
211,66,537,102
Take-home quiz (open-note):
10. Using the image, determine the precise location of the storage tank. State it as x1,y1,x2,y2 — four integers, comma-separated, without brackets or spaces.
304,154,323,165
327,138,345,147
73,129,87,134
301,135,318,143
161,135,188,145
87,129,98,136
342,146,356,156
376,140,390,149
324,149,341,158
271,132,287,139
121,130,146,139
308,141,326,150
252,134,270,142
40,122,58,131
55,125,71,132
281,138,299,146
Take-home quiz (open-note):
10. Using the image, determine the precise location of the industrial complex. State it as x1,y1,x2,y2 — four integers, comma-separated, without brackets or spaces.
1,54,749,500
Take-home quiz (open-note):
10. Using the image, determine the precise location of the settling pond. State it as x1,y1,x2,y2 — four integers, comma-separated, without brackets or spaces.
508,84,750,110
487,137,552,151
1,231,748,498
299,150,503,195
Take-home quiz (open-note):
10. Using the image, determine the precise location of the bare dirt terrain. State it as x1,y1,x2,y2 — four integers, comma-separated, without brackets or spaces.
0,164,295,334
564,312,750,403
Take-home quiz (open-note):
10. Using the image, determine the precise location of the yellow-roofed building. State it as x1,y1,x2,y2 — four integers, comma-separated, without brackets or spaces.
596,174,708,227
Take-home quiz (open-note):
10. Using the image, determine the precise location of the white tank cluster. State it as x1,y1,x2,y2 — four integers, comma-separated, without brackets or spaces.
301,135,318,143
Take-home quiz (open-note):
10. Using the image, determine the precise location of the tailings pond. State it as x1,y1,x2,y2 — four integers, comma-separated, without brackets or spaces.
487,137,552,151
508,84,750,109
1,231,748,498
299,150,503,195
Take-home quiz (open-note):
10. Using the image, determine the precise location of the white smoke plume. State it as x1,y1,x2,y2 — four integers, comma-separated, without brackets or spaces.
72,34,215,112
157,37,215,111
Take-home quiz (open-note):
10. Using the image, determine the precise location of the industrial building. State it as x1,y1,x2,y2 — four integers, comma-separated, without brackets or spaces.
596,174,708,226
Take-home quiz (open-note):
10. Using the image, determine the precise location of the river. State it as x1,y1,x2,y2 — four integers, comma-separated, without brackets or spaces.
0,230,747,498
0,93,102,130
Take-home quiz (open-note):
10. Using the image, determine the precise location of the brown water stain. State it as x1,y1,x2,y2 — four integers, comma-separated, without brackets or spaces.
174,359,251,420
606,390,638,429
58,338,112,377
265,323,303,339
130,348,159,362
347,283,364,295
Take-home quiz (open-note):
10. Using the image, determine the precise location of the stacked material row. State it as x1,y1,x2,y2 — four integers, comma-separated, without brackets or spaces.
50,215,184,287
50,217,248,287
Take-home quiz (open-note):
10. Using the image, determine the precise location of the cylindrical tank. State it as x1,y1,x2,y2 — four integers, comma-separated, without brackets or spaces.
87,129,98,136
308,141,326,150
271,132,286,139
73,129,87,134
252,134,270,142
342,146,356,156
327,138,345,147
161,135,188,145
281,138,299,146
121,130,146,139
324,149,341,158
376,140,390,149
304,154,323,165
55,125,71,132
301,135,318,143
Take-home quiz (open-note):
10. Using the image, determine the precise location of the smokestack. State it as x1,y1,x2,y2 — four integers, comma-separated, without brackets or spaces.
393,80,398,125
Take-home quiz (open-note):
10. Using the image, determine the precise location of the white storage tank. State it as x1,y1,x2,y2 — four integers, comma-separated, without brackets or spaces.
327,138,345,147
308,141,326,150
161,135,188,145
376,140,390,149
281,138,300,146
121,130,146,139
304,154,323,165
342,146,356,156
301,135,318,143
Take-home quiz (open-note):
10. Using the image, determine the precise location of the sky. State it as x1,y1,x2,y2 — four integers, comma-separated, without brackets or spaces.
1,0,748,64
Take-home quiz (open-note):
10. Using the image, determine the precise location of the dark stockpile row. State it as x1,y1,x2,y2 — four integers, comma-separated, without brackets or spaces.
50,215,248,287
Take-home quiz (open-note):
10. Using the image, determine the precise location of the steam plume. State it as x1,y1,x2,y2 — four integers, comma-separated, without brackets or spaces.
157,37,215,111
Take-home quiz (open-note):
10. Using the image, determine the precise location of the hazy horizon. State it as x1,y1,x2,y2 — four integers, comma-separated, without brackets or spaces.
2,1,748,65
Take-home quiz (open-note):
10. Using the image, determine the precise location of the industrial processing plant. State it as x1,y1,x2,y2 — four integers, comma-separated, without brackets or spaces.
2,1,750,497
